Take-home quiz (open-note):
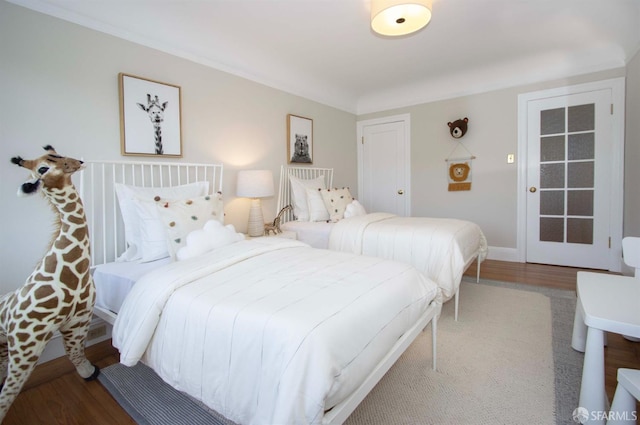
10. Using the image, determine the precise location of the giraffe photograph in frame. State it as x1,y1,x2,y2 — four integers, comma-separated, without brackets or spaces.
287,114,313,164
119,73,182,157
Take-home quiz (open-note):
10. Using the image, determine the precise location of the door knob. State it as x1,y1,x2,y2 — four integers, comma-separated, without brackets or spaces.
397,189,404,195
529,187,537,193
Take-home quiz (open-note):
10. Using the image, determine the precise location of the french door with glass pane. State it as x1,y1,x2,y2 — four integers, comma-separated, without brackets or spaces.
525,89,612,269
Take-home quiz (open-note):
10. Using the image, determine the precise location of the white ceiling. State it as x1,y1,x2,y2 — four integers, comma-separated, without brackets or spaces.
9,0,640,114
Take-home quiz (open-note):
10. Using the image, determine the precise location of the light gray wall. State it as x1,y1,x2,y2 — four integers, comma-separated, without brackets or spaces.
0,2,356,294
1,1,637,296
358,68,627,256
624,50,640,237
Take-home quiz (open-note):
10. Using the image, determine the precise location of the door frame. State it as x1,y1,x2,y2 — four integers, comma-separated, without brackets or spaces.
356,113,412,216
516,78,625,271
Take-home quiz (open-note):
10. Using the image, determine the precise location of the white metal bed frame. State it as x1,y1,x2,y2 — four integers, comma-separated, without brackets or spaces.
78,160,223,324
278,165,483,321
79,160,224,267
277,164,333,222
76,160,439,425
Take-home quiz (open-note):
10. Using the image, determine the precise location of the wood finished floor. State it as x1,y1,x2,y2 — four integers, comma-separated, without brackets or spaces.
5,259,640,424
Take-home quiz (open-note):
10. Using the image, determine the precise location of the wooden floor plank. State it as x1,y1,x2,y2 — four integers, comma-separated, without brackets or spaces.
3,259,639,423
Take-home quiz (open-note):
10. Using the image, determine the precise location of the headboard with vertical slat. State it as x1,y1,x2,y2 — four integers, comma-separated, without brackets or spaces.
77,161,223,267
277,165,334,223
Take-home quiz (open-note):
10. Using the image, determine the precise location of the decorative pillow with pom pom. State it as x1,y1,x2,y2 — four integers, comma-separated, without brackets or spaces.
115,181,210,261
319,187,354,222
153,193,224,259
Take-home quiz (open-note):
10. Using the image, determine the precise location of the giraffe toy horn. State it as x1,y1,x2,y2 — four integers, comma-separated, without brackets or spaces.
43,144,57,154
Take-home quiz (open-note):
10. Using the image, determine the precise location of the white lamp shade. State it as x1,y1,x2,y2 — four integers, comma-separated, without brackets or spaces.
237,170,275,198
371,0,432,36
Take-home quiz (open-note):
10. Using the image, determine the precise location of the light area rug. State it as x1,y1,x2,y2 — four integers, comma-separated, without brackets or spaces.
468,278,582,425
345,279,559,425
99,279,581,425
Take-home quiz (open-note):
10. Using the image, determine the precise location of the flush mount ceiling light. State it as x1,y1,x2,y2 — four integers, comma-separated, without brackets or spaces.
371,0,432,36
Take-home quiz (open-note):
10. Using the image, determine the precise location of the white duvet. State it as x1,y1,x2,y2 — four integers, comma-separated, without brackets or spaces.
113,238,439,425
329,213,488,301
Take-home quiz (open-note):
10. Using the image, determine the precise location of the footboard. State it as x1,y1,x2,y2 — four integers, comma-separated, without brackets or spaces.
322,300,441,424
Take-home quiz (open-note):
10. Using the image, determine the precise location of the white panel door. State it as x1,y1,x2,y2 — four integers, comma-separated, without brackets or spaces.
358,115,410,216
525,89,612,268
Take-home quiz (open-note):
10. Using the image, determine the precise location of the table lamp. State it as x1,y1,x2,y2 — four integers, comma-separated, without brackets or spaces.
237,170,275,237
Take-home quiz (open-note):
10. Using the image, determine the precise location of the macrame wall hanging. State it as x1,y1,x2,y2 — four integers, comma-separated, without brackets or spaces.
446,117,475,191
446,154,474,191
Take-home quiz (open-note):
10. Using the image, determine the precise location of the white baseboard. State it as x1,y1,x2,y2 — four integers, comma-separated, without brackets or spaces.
38,317,112,364
485,246,519,263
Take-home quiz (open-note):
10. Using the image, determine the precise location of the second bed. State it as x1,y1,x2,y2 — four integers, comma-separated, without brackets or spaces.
278,166,488,320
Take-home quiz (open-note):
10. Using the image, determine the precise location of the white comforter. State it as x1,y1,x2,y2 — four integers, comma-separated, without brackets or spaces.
113,238,439,425
329,213,488,301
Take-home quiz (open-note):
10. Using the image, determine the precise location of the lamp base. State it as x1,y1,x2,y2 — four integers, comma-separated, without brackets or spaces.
247,198,265,237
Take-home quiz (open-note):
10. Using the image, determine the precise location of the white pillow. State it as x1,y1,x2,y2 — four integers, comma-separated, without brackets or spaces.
131,199,172,262
305,187,330,222
155,193,225,260
289,175,326,221
343,199,367,218
320,187,354,222
115,181,210,261
176,220,244,261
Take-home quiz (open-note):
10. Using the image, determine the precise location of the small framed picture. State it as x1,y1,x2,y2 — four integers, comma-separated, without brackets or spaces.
119,73,182,157
287,114,313,164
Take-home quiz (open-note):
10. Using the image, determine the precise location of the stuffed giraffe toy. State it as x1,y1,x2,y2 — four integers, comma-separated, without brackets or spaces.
0,146,99,420
264,204,292,236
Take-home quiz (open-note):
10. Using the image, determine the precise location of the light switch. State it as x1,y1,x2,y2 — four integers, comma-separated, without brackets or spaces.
507,153,515,164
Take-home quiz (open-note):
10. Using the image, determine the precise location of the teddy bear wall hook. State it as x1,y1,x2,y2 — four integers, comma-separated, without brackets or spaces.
447,117,468,139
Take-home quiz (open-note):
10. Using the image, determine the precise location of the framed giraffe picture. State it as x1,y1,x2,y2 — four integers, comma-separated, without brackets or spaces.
119,73,182,157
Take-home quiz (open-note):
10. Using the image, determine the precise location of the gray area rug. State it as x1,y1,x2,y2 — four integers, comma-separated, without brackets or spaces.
99,278,582,425
98,359,234,425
